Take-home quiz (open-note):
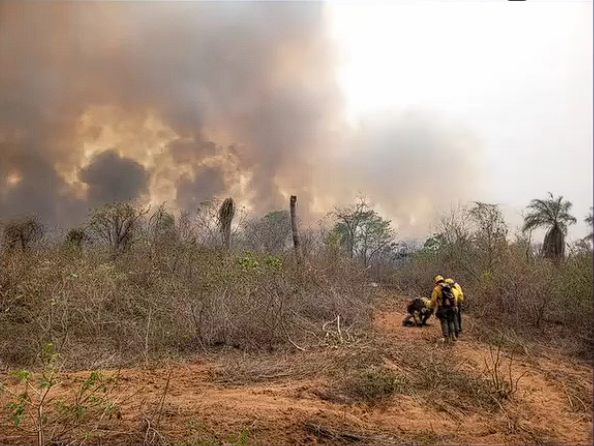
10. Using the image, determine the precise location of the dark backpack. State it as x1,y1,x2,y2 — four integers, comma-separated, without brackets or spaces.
440,284,456,308
408,298,425,314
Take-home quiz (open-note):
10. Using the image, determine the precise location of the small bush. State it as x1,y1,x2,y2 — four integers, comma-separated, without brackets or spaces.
319,365,408,405
0,342,121,445
394,345,501,413
341,366,408,403
483,345,527,400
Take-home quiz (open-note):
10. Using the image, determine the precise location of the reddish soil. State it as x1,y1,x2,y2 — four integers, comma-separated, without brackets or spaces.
1,306,592,445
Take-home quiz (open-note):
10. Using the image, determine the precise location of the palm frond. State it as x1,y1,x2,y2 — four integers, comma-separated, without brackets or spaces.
523,193,576,260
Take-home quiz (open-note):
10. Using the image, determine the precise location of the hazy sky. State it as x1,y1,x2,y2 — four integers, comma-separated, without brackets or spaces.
0,1,591,242
328,1,593,240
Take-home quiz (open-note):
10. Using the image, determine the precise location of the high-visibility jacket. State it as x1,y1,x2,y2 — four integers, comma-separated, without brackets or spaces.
453,282,464,304
427,284,443,310
428,283,462,309
408,297,431,315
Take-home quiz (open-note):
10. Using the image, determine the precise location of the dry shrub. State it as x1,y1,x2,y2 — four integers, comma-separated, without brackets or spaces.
322,366,408,405
0,241,372,370
303,420,402,445
303,420,451,446
209,336,383,388
306,340,499,410
388,240,593,357
482,345,527,400
541,367,593,416
1,216,45,253
393,345,501,414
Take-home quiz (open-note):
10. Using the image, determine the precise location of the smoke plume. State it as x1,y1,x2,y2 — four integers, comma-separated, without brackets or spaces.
80,150,149,205
0,1,483,237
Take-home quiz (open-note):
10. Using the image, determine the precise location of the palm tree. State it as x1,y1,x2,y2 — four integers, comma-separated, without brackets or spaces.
522,193,577,262
585,207,593,241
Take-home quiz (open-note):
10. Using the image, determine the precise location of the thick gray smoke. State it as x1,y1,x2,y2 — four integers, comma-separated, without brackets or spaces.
0,1,339,224
333,111,484,236
80,150,149,205
0,1,483,237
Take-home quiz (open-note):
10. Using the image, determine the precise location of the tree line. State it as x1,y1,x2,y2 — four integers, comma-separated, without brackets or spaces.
1,193,592,266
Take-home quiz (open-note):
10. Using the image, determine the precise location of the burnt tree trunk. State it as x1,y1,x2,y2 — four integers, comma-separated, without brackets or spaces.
219,198,235,252
290,195,302,264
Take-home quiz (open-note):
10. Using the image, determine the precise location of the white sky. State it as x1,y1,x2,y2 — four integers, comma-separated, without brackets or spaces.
327,1,593,241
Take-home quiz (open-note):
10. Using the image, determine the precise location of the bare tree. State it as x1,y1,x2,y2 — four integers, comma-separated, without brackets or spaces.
300,226,323,259
149,204,177,245
585,207,593,241
193,200,220,247
177,211,196,244
243,210,292,254
290,195,302,263
469,202,508,273
87,202,150,254
187,198,245,249
332,196,395,267
2,216,45,252
332,196,371,260
435,205,477,280
66,227,88,250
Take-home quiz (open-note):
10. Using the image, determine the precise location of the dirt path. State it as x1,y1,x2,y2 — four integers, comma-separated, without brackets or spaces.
1,305,592,445
376,309,594,445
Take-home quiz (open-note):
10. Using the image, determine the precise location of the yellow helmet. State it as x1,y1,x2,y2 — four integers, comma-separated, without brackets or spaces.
434,275,445,284
445,278,455,284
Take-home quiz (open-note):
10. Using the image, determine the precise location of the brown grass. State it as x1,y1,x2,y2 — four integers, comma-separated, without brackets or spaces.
0,244,373,370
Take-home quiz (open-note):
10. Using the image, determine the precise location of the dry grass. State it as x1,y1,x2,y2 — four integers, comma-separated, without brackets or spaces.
303,420,401,445
318,365,409,405
208,351,334,386
211,329,529,414
303,420,452,446
394,345,502,415
208,337,382,387
1,328,590,446
211,336,515,416
541,368,594,417
0,243,373,370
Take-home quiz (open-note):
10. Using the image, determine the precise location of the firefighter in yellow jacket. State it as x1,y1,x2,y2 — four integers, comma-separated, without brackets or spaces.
445,278,465,334
402,297,433,327
428,275,459,341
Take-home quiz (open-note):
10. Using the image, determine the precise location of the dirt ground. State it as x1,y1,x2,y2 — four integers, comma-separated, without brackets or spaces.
1,303,592,446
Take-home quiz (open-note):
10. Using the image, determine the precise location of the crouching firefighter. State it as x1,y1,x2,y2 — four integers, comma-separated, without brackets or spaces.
429,275,459,341
402,297,433,327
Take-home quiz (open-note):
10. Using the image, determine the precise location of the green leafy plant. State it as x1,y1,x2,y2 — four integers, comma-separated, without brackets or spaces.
229,425,251,446
1,343,120,445
237,252,261,272
265,253,283,271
